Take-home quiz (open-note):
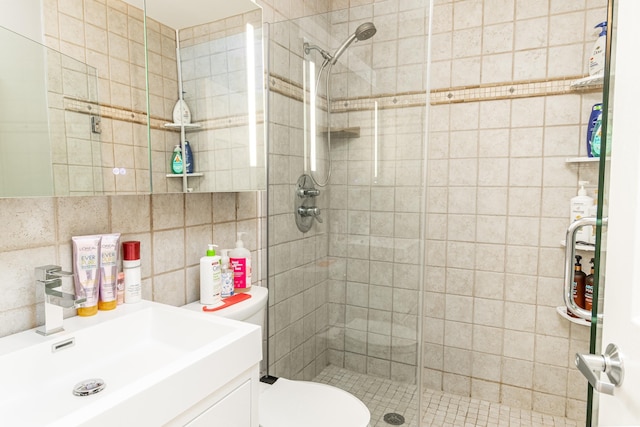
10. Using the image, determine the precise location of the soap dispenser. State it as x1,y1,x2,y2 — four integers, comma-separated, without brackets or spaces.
570,181,593,244
571,255,587,317
229,232,252,293
200,244,222,306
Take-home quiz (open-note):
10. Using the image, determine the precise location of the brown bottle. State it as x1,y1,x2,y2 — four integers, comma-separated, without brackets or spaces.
585,258,595,312
572,255,587,314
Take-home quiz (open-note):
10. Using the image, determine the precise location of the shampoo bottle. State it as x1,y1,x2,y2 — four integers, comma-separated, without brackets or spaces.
585,258,595,312
184,141,194,174
221,249,234,298
590,118,604,157
588,22,607,76
570,181,593,244
586,103,602,158
230,232,252,293
572,255,587,316
171,145,183,174
200,244,222,306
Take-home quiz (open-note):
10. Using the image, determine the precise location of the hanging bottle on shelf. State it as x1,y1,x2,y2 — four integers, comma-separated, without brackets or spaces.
184,141,194,174
172,92,192,125
171,145,183,174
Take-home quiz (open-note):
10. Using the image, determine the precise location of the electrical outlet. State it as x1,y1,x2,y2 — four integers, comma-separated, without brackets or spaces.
91,116,102,134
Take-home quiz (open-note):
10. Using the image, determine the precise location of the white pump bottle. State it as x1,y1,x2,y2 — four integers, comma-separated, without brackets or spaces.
229,232,252,292
200,244,222,306
570,181,594,244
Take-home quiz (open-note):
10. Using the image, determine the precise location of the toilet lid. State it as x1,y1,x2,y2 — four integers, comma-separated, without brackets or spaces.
259,378,370,427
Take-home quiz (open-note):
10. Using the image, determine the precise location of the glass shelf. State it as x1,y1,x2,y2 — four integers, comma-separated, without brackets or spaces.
163,123,202,130
556,306,591,326
560,240,595,252
166,173,204,178
570,74,604,90
565,157,600,163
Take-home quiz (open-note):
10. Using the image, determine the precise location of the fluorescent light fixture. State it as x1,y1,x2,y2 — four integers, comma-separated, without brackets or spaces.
309,60,317,172
374,101,379,179
246,23,257,167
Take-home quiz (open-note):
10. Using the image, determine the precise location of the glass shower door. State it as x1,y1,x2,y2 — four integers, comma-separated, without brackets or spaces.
266,2,430,425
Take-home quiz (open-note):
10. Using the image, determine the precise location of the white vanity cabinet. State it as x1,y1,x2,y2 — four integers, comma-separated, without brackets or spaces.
185,379,253,426
170,365,260,427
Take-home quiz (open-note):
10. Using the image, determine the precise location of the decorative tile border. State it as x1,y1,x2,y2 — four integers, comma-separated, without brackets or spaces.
430,75,601,105
268,73,603,113
64,96,263,132
65,73,602,131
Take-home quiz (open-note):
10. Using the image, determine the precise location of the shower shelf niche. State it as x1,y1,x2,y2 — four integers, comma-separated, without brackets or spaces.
321,127,360,138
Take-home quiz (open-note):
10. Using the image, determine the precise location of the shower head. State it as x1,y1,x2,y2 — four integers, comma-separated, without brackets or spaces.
355,22,377,41
330,22,377,65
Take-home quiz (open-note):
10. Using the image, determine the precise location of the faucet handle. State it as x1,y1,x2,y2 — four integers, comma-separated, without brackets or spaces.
35,265,73,282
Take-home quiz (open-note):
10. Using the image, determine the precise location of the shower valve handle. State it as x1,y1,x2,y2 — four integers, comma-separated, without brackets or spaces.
298,206,322,223
297,188,320,198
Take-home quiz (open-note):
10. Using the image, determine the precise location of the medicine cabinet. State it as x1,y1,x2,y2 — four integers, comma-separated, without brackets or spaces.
0,0,265,197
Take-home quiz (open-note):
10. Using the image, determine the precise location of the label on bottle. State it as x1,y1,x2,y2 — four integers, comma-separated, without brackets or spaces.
585,282,593,311
221,269,234,298
124,264,142,303
230,257,252,290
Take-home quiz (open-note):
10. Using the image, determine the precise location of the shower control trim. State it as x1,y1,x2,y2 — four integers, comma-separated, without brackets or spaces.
297,188,320,198
295,174,321,232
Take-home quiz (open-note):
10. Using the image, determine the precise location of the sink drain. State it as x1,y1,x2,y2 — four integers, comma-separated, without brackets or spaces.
383,412,405,425
73,378,106,397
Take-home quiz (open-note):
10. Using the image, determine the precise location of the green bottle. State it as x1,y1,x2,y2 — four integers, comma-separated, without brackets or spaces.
171,145,183,174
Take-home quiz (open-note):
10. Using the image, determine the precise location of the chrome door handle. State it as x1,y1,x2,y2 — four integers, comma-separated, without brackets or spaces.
575,343,624,395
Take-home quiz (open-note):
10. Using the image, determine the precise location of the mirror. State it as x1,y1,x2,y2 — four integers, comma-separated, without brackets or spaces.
140,0,266,193
0,25,101,197
0,0,264,198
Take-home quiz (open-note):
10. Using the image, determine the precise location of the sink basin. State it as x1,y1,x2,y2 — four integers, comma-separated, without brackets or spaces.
0,300,261,426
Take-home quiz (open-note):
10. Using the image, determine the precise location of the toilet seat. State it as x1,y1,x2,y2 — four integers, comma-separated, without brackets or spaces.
259,378,370,427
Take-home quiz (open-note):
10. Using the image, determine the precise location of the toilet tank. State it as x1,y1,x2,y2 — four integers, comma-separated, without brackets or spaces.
182,286,268,328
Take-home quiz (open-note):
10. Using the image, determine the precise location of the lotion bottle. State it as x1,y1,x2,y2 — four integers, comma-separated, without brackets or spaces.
230,232,252,293
200,244,222,306
588,22,607,76
570,181,593,244
123,241,142,304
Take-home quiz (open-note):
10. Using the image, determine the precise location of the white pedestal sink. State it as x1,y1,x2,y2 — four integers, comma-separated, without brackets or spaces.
0,301,262,426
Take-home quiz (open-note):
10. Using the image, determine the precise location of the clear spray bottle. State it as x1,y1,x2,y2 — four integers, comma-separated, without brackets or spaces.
221,249,234,298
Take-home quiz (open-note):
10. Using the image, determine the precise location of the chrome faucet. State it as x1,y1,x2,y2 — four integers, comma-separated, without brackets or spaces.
35,265,86,336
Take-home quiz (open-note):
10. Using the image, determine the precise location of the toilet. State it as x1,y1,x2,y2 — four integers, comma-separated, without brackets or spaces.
183,286,371,427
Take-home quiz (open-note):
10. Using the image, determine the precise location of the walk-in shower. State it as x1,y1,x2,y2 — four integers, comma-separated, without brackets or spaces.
267,4,426,426
303,22,377,187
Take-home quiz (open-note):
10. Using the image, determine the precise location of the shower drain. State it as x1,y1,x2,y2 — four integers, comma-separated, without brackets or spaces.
383,412,405,425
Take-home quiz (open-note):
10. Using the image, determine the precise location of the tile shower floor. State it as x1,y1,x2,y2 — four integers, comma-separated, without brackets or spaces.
314,366,580,427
